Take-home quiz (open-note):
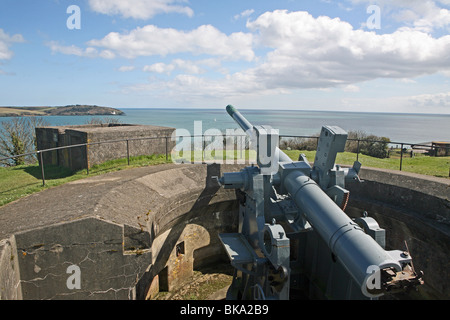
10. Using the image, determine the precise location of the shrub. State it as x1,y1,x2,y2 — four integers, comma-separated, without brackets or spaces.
280,135,319,151
280,130,391,159
346,130,390,159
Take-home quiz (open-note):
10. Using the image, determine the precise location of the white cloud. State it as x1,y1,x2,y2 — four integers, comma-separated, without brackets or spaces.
0,29,24,60
48,41,115,59
143,62,175,74
88,0,194,19
143,59,205,75
87,24,255,61
121,9,450,103
118,65,136,72
349,0,450,32
241,10,450,91
46,7,450,107
339,91,450,113
234,9,255,21
128,70,289,102
343,85,360,92
409,91,450,109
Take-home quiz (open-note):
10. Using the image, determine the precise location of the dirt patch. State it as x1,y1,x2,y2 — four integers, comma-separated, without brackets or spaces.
154,263,234,300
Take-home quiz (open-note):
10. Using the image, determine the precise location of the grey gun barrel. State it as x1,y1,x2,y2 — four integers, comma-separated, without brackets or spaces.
226,105,253,133
223,105,419,295
226,105,292,163
283,170,403,292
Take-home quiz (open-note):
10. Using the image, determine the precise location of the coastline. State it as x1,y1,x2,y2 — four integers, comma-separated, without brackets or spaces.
0,108,448,144
0,105,124,117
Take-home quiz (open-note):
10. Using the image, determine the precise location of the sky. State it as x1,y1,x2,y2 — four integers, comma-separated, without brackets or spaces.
0,0,449,114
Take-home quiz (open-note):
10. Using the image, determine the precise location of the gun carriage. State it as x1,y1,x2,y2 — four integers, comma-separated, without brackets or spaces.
217,105,423,300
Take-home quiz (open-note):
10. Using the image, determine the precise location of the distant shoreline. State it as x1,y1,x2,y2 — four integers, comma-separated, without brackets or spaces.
0,105,125,117
114,107,450,117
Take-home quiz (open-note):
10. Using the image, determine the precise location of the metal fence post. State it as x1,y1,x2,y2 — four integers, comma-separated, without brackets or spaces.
86,144,90,175
202,135,205,162
400,143,404,171
127,139,130,165
39,152,46,186
356,140,360,162
165,137,168,162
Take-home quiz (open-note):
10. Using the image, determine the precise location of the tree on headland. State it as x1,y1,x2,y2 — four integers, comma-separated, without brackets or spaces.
0,117,49,166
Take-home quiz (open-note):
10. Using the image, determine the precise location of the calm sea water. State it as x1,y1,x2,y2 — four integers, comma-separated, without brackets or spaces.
1,108,449,144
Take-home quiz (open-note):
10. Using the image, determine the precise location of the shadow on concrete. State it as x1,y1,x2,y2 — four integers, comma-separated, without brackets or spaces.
137,163,224,299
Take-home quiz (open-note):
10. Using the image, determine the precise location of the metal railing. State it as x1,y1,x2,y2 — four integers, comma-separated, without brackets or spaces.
1,134,449,186
1,136,172,186
280,135,450,171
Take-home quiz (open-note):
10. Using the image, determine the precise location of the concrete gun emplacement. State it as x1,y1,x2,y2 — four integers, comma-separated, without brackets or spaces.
217,105,424,300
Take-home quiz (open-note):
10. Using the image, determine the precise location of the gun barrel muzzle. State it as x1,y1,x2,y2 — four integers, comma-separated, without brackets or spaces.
226,105,253,134
226,105,293,164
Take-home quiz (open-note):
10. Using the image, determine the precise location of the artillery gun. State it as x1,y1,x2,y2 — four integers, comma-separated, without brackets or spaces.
217,105,423,300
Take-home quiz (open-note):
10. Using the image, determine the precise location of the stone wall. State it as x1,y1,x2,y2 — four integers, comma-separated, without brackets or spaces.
36,124,176,171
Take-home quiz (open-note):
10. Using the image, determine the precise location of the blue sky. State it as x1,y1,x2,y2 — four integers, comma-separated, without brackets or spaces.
0,0,449,114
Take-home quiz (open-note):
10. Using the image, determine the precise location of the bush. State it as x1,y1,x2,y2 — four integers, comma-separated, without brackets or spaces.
280,135,319,151
346,130,390,159
280,130,391,159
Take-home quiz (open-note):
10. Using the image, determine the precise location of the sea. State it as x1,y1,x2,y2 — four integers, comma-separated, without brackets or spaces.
1,108,449,145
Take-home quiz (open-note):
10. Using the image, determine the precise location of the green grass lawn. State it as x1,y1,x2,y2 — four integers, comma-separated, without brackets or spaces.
283,150,450,178
0,154,170,207
0,150,448,208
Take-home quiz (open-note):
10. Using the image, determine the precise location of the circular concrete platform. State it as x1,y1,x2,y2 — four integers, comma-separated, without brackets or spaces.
0,163,448,300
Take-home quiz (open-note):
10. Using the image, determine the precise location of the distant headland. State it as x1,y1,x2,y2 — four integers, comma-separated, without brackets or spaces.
0,105,125,117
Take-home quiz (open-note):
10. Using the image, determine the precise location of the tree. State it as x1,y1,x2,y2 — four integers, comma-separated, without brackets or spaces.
346,130,391,159
0,117,49,166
